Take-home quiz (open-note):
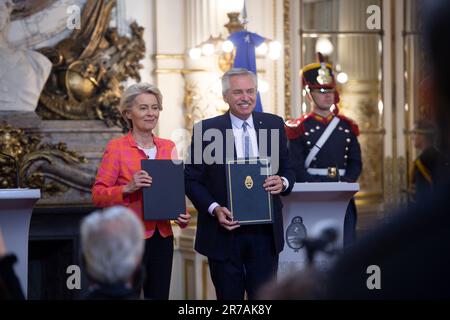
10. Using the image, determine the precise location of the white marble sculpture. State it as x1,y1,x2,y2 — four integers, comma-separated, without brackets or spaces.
0,0,52,112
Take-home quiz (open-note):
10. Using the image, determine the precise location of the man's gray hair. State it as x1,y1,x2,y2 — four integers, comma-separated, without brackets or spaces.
221,68,257,96
81,206,145,284
119,83,163,129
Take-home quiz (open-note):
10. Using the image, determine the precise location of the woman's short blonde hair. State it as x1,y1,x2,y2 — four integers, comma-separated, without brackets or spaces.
119,83,163,129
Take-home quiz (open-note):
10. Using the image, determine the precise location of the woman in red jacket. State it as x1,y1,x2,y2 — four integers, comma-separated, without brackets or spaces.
92,83,190,299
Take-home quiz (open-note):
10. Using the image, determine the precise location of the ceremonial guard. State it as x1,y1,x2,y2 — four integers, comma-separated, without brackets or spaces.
286,53,362,247
409,120,440,202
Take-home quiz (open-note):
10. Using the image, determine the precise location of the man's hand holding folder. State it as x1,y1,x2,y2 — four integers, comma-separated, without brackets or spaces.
263,175,285,194
213,206,240,231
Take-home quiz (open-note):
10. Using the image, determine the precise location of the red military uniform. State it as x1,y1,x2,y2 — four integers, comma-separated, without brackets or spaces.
285,52,363,246
286,112,361,183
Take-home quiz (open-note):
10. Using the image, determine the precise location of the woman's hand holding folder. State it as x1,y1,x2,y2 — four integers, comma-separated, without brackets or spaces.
123,170,152,195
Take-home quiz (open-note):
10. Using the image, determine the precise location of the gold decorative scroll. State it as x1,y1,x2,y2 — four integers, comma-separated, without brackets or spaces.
36,0,145,128
0,123,91,196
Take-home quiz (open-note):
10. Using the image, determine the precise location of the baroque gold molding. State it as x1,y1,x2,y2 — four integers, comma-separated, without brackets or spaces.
0,123,89,194
36,0,145,128
154,54,185,60
355,191,384,206
284,0,292,118
355,191,384,198
273,0,279,116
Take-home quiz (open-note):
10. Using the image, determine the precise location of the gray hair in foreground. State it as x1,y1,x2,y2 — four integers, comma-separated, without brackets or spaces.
81,206,145,284
221,68,257,96
119,82,163,128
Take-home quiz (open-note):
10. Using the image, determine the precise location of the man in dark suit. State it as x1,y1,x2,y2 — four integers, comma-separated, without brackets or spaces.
409,119,440,203
185,68,295,300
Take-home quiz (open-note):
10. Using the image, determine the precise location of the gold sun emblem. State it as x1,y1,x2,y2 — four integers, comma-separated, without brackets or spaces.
316,63,332,85
245,175,254,189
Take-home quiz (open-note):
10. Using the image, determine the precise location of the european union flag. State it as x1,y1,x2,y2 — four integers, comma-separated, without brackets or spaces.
228,30,265,112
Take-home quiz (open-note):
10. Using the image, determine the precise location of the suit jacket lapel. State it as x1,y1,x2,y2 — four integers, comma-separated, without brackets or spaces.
220,112,237,161
252,112,271,157
252,112,262,148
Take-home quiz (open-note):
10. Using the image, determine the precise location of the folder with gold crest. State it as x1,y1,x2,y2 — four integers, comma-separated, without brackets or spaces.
225,158,273,225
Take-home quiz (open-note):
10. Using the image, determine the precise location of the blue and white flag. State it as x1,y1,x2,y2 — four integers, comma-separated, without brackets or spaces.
228,30,265,112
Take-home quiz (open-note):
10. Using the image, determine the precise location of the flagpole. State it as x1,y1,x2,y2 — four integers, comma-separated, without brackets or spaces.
242,0,248,28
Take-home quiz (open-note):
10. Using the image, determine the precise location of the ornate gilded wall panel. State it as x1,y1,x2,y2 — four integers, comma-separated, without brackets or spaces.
1,0,146,206
340,82,384,198
383,156,394,210
0,123,89,197
36,0,145,128
184,78,228,135
283,0,291,119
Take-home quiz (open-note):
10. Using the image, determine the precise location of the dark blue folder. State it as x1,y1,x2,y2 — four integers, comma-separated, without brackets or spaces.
225,158,273,225
141,159,185,220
